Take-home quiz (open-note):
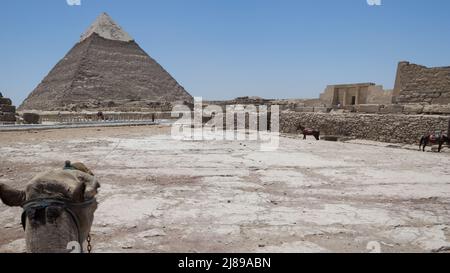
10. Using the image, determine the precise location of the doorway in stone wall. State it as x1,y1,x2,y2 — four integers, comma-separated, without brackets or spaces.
351,96,356,105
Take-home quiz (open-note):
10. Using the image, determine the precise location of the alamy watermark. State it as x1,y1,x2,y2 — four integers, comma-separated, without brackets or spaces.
67,240,384,253
171,98,280,151
66,0,81,6
367,0,382,6
367,241,382,253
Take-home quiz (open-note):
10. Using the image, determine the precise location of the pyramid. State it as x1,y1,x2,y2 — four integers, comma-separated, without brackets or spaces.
19,13,193,111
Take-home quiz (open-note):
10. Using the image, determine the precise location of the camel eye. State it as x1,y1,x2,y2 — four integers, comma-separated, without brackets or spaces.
46,207,63,224
27,208,46,227
26,206,63,227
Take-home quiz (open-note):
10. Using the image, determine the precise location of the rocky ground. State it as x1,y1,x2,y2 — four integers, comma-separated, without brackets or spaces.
0,125,449,253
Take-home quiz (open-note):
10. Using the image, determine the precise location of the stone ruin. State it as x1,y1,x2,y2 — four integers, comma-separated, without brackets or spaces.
319,83,393,108
393,61,450,105
0,92,16,125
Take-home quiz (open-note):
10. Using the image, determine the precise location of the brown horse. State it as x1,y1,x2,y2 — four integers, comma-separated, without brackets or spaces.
419,132,449,152
297,125,320,140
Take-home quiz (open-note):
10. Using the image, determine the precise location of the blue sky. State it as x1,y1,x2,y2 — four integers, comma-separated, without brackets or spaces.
1,0,450,105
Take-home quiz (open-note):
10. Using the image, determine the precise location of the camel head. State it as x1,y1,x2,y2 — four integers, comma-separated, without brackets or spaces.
0,162,100,253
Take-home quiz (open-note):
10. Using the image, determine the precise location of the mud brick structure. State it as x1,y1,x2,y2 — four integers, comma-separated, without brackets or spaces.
0,94,16,124
319,83,393,107
393,61,450,105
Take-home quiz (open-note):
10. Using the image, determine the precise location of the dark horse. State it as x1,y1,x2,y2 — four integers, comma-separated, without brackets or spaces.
419,132,449,152
297,125,320,140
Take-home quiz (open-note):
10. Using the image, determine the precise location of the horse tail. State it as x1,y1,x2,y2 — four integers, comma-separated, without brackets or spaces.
419,136,424,149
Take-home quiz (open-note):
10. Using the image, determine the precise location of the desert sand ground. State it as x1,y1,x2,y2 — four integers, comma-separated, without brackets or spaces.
0,125,450,253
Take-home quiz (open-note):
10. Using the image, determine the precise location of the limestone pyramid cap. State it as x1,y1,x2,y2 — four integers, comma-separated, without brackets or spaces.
80,12,133,42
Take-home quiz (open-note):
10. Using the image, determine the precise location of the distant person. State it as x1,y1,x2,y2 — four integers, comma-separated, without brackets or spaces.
337,102,341,109
97,111,105,121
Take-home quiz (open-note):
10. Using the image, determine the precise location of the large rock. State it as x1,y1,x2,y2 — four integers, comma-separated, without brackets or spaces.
403,104,424,114
0,95,16,124
379,104,404,114
356,104,381,114
314,107,329,113
0,113,17,122
21,113,41,124
0,105,16,113
294,106,315,113
0,98,12,105
423,104,450,114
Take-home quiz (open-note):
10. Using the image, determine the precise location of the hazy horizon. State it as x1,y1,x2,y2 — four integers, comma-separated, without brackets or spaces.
1,0,450,105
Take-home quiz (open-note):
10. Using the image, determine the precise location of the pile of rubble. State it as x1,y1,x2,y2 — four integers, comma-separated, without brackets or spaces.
0,92,16,125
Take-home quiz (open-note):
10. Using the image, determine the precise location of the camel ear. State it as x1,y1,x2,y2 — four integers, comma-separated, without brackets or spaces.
84,178,100,200
74,171,100,200
72,182,86,202
0,183,26,207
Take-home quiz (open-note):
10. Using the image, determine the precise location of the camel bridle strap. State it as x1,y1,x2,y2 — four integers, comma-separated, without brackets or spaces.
20,197,96,253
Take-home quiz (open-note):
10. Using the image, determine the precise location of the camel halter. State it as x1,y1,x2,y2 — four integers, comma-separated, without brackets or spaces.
20,197,96,253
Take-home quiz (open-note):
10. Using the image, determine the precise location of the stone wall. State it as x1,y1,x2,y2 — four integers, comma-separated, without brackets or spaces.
280,111,450,144
393,61,450,104
287,103,450,115
37,111,173,123
366,88,393,105
0,95,16,124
